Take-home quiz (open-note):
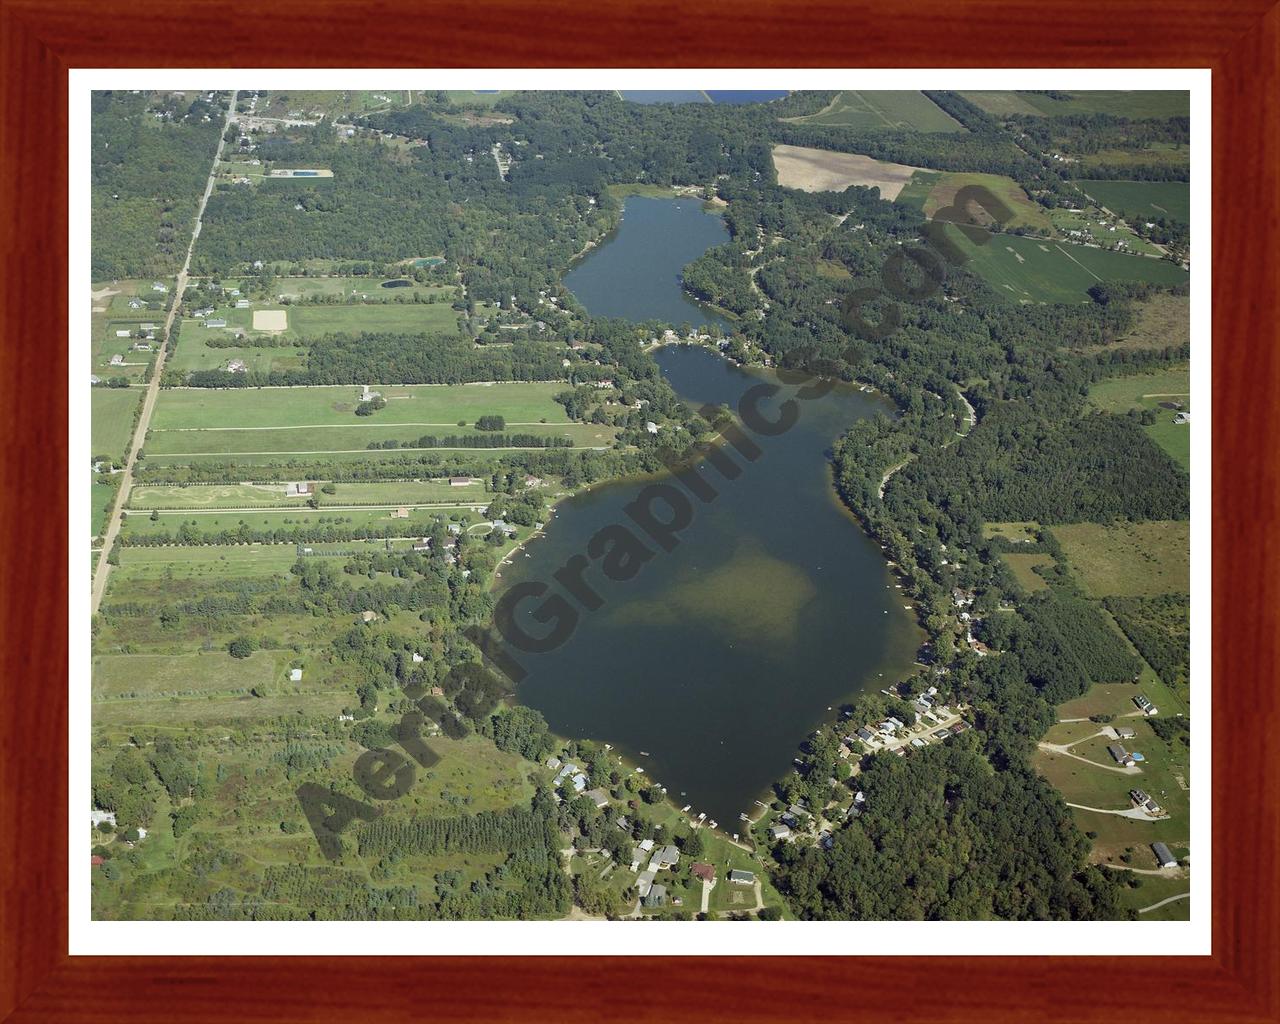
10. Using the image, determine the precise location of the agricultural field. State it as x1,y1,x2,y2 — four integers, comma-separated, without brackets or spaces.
896,170,1052,233
91,480,120,539
782,91,964,132
109,543,309,583
941,225,1189,303
1087,364,1191,469
1075,180,1191,226
960,90,1189,119
771,145,923,198
91,387,142,461
1052,520,1190,598
1076,143,1189,174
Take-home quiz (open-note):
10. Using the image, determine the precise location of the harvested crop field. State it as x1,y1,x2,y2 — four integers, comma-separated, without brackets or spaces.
771,145,922,199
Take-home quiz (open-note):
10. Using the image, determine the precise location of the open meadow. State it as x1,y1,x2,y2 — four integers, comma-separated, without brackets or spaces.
92,388,142,460
1051,521,1190,599
896,170,1052,233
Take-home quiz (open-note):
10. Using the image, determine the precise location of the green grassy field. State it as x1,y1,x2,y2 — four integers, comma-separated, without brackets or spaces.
274,277,456,303
944,225,1190,303
1087,365,1191,469
1051,520,1190,598
897,171,1052,233
91,388,142,460
1075,180,1191,226
444,90,518,107
960,91,1188,119
784,91,964,132
181,299,460,345
111,544,309,582
130,480,483,509
982,521,1041,542
1003,552,1054,592
153,382,571,430
1077,144,1189,174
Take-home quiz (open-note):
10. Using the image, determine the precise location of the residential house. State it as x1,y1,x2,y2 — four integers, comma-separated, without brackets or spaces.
1116,726,1137,740
642,884,667,909
1134,695,1159,716
635,869,657,898
583,788,609,810
728,869,755,886
545,756,563,772
289,668,303,682
226,359,247,373
1107,745,1136,767
769,824,792,842
204,318,227,328
690,863,715,883
109,354,125,366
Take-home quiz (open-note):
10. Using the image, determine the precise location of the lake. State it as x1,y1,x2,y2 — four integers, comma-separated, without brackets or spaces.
563,195,731,331
501,345,924,828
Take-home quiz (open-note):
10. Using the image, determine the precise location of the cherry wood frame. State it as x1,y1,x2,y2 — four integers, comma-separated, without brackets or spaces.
2,1,1276,1020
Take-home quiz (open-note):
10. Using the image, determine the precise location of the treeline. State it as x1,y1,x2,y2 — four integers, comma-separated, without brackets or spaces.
365,433,573,451
170,333,572,388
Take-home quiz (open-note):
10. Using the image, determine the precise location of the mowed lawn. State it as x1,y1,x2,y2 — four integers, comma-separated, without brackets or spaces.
167,335,308,376
1087,365,1191,470
91,387,142,460
783,91,964,132
153,382,571,430
1052,521,1190,598
941,226,1189,303
120,506,482,540
1075,180,1190,226
897,171,1051,233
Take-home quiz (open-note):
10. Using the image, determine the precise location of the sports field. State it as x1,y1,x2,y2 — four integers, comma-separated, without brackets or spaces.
1075,180,1190,226
91,387,142,460
896,170,1052,233
782,91,964,132
960,91,1188,120
1051,520,1190,598
943,226,1190,303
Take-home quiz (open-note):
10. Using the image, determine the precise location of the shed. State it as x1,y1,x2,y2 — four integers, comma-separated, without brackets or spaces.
728,869,755,885
1152,842,1178,869
289,668,302,682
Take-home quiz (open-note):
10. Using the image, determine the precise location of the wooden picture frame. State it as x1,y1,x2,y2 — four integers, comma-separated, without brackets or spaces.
2,1,1276,1019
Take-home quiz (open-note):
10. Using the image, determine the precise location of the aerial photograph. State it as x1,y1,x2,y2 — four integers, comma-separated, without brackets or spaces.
87,87,1192,922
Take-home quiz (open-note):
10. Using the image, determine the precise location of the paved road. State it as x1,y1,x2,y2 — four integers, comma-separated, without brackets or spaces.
91,92,238,614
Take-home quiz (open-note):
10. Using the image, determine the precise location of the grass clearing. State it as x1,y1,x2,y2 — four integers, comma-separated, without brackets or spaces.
1087,364,1191,469
112,544,307,582
982,521,1041,542
130,480,481,510
1003,552,1054,592
1052,521,1189,598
